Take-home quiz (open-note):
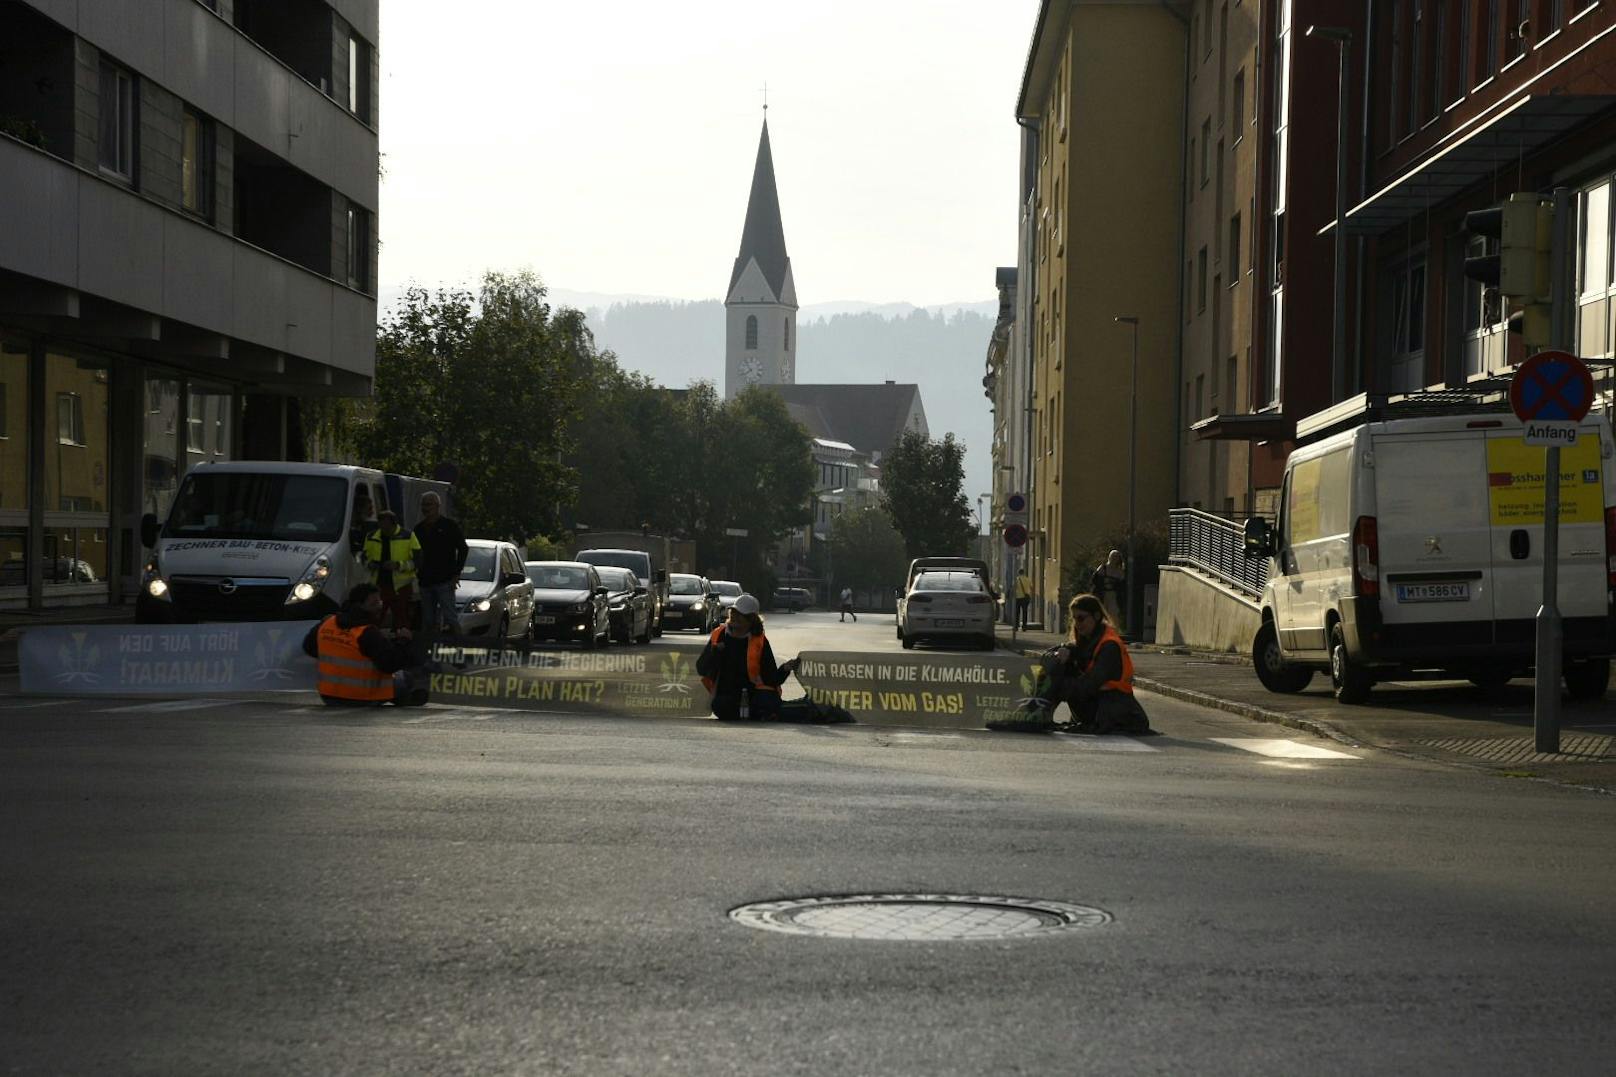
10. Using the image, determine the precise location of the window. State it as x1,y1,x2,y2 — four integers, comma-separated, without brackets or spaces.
1229,213,1242,283
784,317,790,351
348,36,371,122
1188,138,1196,202
1547,0,1564,34
346,204,370,290
1231,69,1245,142
1195,374,1205,420
1580,181,1611,298
181,108,213,219
1197,247,1208,313
57,393,85,446
1201,118,1211,185
1484,0,1500,76
97,60,135,181
1387,0,1402,144
1509,0,1529,60
745,315,758,350
1409,0,1424,132
1457,0,1472,100
1432,1,1447,116
1226,355,1238,412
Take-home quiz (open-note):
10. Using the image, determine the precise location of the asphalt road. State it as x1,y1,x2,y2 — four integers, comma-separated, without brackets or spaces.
4,613,1614,1074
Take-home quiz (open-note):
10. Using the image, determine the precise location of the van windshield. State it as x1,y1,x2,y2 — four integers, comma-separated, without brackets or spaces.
581,551,650,579
165,473,349,543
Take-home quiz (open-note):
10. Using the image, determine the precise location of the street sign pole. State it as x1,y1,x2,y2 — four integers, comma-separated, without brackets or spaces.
1535,447,1561,753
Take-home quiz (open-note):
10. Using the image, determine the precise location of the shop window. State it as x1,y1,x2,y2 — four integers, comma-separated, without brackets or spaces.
144,378,180,520
57,392,85,446
44,353,108,517
0,343,26,515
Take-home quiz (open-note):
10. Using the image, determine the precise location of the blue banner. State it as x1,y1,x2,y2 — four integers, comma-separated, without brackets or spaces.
19,622,319,695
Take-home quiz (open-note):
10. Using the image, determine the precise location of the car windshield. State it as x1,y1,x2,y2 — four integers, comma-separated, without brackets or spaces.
529,565,589,589
165,473,349,543
460,547,498,582
580,551,650,578
712,581,742,596
598,568,635,592
914,572,984,592
670,576,703,595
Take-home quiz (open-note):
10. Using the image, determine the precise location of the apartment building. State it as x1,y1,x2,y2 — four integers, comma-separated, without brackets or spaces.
0,0,379,610
982,265,1022,612
1014,0,1187,633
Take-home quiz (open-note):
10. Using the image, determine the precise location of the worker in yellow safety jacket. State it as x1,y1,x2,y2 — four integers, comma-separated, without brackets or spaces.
696,593,799,720
990,592,1150,734
302,583,426,706
363,510,422,630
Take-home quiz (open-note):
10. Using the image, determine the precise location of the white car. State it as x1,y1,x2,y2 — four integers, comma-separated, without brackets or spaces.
898,570,997,651
709,580,744,610
455,540,534,641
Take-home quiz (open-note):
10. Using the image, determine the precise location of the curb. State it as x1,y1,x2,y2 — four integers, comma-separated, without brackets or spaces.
1128,675,1364,749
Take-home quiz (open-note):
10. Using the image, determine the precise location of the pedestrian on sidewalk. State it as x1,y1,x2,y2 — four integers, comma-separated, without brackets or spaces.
364,510,421,630
697,594,800,720
1090,550,1127,634
302,584,429,706
988,593,1150,734
839,586,857,622
1014,570,1033,630
413,492,467,648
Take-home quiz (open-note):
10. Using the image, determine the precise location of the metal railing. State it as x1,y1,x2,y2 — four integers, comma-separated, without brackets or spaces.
1168,507,1272,597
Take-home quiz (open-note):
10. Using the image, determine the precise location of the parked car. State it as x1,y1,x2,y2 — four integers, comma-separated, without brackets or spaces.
1243,409,1616,703
664,572,720,633
771,586,813,613
709,580,744,610
597,565,652,645
898,570,997,650
576,548,666,637
524,560,610,648
456,540,534,641
904,556,997,598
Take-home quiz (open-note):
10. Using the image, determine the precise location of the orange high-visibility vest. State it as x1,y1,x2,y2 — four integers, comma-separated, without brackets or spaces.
701,626,779,695
1082,624,1135,695
315,616,394,702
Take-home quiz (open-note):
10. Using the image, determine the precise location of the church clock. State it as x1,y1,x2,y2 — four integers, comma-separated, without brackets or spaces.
779,357,793,381
740,356,764,383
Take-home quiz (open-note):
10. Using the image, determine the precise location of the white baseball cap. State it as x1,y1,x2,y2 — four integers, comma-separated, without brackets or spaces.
734,593,760,615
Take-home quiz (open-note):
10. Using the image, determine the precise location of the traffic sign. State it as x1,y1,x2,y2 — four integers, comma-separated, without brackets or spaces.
1522,421,1578,446
1002,523,1028,548
724,528,748,537
1510,351,1593,423
1004,492,1028,528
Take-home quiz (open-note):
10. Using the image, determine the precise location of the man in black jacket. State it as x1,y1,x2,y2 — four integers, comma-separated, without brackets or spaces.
413,492,468,647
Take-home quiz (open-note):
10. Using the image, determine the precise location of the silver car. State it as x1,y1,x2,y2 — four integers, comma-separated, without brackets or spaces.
898,570,997,651
456,540,534,641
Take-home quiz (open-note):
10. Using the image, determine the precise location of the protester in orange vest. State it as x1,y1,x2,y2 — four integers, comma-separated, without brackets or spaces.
990,592,1150,734
301,583,427,706
695,593,799,720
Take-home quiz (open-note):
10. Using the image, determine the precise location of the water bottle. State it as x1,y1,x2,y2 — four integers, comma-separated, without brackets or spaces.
739,687,751,720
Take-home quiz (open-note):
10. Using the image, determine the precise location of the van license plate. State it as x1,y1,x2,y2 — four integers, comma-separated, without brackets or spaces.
1395,583,1470,603
934,618,965,627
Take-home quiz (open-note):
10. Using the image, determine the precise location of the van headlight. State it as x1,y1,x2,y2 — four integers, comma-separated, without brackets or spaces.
142,560,170,600
285,556,331,605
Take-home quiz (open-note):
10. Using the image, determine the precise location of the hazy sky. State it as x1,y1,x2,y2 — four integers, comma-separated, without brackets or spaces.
378,0,1042,306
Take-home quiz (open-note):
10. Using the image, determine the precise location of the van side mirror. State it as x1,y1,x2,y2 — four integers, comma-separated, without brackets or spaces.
594,586,609,597
1243,517,1274,559
140,513,159,548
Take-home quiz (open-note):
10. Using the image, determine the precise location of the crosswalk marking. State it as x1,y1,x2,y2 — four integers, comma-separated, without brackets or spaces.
1211,737,1358,760
99,699,233,713
1055,734,1161,753
885,732,965,742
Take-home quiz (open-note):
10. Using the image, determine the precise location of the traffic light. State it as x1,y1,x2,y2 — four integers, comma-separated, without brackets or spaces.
1462,193,1555,351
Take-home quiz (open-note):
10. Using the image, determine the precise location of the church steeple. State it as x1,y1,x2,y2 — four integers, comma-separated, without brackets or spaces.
725,118,798,400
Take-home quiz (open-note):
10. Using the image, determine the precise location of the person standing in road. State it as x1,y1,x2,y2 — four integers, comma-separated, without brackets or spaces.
1014,569,1033,630
839,586,857,622
989,593,1150,734
696,594,799,720
365,510,422,630
413,492,467,645
1090,549,1126,633
301,584,428,706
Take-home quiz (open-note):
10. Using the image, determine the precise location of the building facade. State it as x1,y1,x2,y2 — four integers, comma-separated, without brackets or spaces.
725,119,798,400
982,266,1022,616
1016,0,1189,633
0,0,380,609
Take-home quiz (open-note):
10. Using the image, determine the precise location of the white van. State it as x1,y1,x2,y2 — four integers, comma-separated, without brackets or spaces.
1243,410,1616,703
136,461,446,623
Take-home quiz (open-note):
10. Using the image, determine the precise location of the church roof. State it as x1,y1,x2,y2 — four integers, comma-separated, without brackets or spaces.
728,121,792,301
771,383,927,459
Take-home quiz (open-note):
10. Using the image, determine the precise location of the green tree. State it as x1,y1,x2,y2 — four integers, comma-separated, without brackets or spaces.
880,429,974,560
357,271,584,539
829,506,908,592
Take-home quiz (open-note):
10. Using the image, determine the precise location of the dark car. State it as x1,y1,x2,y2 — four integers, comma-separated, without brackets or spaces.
597,565,652,645
770,586,813,613
664,572,720,633
524,560,610,648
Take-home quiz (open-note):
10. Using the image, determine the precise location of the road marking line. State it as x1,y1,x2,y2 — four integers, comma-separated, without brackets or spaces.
1212,737,1359,760
886,732,965,742
4,700,77,709
1056,735,1161,753
99,699,232,713
401,710,501,724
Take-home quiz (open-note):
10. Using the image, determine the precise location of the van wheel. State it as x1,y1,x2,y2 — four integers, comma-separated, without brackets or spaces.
1564,658,1611,701
1329,623,1372,704
1467,670,1513,691
901,634,915,650
1253,622,1312,694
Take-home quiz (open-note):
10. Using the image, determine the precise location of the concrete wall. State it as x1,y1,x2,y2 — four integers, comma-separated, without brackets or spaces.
1153,564,1260,654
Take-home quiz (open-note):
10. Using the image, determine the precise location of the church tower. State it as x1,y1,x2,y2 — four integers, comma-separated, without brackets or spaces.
725,119,798,400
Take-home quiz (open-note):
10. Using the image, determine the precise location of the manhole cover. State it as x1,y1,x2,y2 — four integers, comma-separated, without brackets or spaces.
729,893,1112,940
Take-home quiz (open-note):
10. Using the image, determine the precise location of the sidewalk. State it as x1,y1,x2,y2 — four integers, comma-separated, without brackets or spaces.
996,623,1616,794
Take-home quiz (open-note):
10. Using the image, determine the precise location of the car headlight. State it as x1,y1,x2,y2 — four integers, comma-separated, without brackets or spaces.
142,560,169,599
691,601,704,612
285,556,331,604
472,598,493,613
569,602,590,614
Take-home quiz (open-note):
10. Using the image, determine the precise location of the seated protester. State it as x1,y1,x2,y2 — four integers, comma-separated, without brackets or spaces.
994,592,1150,734
696,593,799,720
302,583,428,707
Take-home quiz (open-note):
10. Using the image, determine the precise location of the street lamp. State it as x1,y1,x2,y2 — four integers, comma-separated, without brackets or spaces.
1114,315,1140,639
1307,24,1353,402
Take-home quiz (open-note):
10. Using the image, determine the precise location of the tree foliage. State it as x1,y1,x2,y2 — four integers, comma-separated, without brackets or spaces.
879,430,974,560
357,272,584,540
829,506,908,592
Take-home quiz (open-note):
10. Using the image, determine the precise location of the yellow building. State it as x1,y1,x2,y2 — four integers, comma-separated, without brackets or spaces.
1016,0,1187,632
